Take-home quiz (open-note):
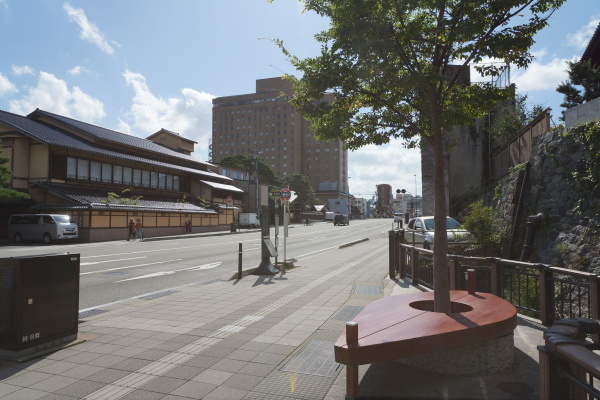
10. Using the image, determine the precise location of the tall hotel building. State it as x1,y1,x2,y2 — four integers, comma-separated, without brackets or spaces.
211,77,349,194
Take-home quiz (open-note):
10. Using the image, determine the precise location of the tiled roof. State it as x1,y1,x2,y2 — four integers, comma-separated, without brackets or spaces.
29,109,209,167
34,183,217,214
0,110,230,182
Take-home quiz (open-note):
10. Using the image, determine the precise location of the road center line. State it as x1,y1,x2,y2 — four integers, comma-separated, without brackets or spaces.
80,256,146,266
81,259,184,275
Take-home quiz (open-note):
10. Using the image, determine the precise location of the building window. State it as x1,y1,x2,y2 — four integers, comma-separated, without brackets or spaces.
77,159,89,180
90,161,101,181
67,157,77,178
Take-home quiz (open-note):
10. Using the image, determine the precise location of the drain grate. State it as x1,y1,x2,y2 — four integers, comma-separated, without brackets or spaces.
138,290,178,300
79,309,108,319
333,305,365,322
280,340,339,377
354,284,382,296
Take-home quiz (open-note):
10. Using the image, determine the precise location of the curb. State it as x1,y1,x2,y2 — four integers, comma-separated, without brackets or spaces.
339,238,369,248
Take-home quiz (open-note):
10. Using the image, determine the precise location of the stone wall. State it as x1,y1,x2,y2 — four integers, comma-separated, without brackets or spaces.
491,128,600,272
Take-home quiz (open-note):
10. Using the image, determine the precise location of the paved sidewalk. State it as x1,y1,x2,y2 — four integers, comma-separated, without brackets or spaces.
0,231,544,399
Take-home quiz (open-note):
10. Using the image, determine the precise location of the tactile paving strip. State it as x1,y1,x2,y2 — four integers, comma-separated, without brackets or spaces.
332,305,365,322
280,340,339,377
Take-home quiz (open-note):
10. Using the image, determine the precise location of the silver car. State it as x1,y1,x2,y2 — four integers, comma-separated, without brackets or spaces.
405,216,469,249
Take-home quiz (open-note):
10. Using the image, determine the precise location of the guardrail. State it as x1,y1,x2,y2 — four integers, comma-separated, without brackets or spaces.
388,230,600,329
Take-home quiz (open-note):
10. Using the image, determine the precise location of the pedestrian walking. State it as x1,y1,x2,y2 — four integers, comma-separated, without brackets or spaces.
135,218,143,241
127,218,136,241
185,219,192,234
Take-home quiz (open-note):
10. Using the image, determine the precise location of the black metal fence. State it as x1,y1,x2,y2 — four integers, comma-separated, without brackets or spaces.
388,232,600,327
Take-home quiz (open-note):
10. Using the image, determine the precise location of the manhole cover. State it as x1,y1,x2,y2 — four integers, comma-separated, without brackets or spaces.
333,305,364,321
354,284,382,295
280,340,339,377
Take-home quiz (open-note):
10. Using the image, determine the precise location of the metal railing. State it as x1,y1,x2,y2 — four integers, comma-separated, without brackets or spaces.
388,232,600,328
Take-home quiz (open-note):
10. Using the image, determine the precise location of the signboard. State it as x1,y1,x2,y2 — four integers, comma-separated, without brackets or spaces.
269,187,281,201
280,188,291,202
226,196,233,205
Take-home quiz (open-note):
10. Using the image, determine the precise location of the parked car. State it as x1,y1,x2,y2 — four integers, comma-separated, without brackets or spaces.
7,214,79,243
333,214,350,226
405,216,469,249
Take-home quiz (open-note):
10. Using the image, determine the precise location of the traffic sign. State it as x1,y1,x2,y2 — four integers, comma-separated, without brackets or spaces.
280,188,291,201
269,187,281,200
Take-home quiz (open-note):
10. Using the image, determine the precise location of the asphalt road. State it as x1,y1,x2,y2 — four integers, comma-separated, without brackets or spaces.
0,218,395,311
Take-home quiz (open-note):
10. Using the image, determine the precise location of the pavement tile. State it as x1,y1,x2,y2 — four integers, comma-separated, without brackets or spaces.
199,346,235,359
86,354,127,368
221,373,263,391
192,369,233,385
0,382,21,397
61,351,105,364
30,375,78,392
85,368,131,384
170,380,217,398
38,393,79,400
251,352,288,365
85,343,124,354
2,371,53,387
264,344,296,355
238,362,276,377
106,336,141,347
2,387,48,400
134,348,174,361
227,349,261,362
210,359,248,373
202,385,247,400
138,375,187,394
58,364,104,380
239,341,271,352
182,355,220,369
54,380,106,398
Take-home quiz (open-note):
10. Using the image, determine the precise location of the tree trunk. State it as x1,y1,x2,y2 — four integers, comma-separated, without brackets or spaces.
429,88,451,314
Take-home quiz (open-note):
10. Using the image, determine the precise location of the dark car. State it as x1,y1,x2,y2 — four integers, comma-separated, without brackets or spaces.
333,214,349,226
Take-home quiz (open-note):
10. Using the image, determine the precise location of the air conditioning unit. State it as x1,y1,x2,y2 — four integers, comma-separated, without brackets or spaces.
0,253,80,361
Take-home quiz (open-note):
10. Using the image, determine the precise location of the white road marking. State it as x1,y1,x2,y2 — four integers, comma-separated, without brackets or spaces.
80,256,146,265
81,259,184,275
115,262,222,282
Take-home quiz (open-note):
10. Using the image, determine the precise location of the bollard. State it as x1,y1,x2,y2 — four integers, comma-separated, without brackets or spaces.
467,269,476,294
346,321,359,398
238,243,243,279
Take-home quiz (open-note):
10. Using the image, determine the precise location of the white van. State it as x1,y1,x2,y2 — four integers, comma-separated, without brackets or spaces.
7,214,79,243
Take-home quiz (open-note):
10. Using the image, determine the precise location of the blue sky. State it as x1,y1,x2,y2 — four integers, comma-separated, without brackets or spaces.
0,1,598,200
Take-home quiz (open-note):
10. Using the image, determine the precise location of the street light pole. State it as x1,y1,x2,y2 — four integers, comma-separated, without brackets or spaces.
414,174,417,217
252,150,262,219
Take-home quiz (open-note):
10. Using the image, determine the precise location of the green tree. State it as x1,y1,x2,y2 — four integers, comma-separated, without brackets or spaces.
277,0,564,312
220,154,281,187
557,59,600,121
0,140,30,201
281,173,320,210
489,94,545,145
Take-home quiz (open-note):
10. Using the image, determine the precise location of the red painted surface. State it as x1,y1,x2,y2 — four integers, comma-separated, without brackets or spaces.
334,291,517,366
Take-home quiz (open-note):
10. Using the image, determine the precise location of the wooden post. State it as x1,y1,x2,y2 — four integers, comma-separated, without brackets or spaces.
346,321,359,398
399,245,406,279
538,345,568,400
589,274,600,343
411,247,418,286
388,231,396,279
489,259,499,296
539,265,554,326
467,269,476,295
449,256,459,290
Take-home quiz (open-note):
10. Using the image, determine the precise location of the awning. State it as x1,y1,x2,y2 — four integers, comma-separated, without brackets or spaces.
200,180,244,193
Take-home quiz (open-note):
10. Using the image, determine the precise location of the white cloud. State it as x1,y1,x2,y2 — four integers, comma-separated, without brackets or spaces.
67,65,88,75
8,71,105,123
567,18,600,50
512,57,576,92
63,3,115,54
122,70,215,156
11,65,34,76
349,141,421,198
0,73,18,97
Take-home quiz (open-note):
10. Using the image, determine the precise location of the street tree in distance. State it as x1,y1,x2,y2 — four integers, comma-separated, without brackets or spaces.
0,140,30,201
219,154,281,187
276,0,565,313
557,59,600,121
